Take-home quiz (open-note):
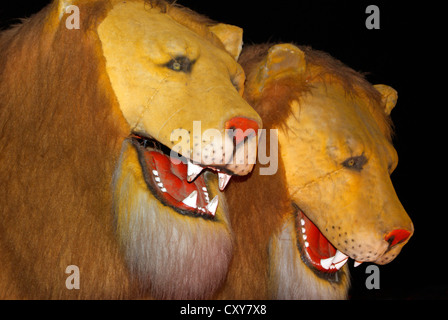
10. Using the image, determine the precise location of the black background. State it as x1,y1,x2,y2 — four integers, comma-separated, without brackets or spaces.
0,1,444,300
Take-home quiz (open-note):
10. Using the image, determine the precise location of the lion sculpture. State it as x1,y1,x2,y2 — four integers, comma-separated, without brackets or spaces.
217,44,414,299
0,0,262,299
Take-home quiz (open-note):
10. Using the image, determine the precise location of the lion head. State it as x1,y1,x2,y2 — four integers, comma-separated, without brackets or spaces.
220,43,414,299
0,0,260,299
100,0,262,299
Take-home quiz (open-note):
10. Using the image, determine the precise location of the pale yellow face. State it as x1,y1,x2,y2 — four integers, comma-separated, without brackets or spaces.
98,1,261,172
279,83,413,265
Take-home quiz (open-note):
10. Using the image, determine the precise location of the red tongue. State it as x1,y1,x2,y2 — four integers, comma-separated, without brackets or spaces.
141,150,209,213
299,211,337,272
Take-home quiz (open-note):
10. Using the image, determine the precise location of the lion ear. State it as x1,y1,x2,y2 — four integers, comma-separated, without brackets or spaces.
374,84,398,115
209,24,243,61
254,43,306,92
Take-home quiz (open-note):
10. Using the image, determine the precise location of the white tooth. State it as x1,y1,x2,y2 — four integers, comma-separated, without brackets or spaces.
155,177,161,182
218,172,232,191
320,256,334,270
157,182,164,188
187,162,203,182
304,241,309,248
206,195,219,216
334,258,348,270
152,170,159,176
182,191,198,208
302,234,307,240
202,187,207,191
300,219,305,226
161,188,167,193
332,250,349,265
354,261,363,268
301,227,306,234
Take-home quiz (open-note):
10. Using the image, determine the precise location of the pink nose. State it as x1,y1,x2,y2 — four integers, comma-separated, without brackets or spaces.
384,229,411,248
225,117,259,145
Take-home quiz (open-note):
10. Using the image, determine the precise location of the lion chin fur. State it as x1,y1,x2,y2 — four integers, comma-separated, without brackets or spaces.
269,217,349,300
112,141,233,299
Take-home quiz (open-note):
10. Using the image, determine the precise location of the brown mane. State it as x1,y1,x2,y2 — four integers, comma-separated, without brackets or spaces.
0,1,132,299
217,135,291,299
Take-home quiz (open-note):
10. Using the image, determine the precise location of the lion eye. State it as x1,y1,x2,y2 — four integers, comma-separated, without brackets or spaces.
166,56,192,73
342,154,367,171
171,61,181,71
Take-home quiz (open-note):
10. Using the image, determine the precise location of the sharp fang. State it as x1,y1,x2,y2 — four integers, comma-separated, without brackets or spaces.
354,261,363,268
334,258,348,270
206,195,218,216
321,250,348,270
182,191,198,208
187,162,203,182
218,172,232,191
320,256,334,270
332,250,349,265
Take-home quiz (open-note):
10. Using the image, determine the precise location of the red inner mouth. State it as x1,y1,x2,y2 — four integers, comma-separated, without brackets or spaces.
132,137,215,219
296,209,338,273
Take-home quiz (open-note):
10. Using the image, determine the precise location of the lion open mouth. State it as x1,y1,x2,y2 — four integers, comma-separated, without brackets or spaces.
294,204,361,281
131,134,234,220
